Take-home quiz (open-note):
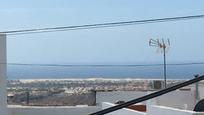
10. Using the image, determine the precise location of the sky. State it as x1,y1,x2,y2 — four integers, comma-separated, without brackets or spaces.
1,0,204,64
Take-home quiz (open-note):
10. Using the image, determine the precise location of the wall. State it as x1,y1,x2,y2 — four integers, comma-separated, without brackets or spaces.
102,102,146,115
147,105,204,115
102,102,204,115
197,84,204,99
148,90,196,110
0,34,7,115
96,91,146,106
8,105,100,115
97,90,196,111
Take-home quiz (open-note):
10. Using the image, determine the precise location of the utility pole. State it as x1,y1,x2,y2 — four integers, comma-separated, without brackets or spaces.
149,38,170,88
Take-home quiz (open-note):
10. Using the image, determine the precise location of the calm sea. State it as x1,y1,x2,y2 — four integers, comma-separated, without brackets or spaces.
7,64,204,80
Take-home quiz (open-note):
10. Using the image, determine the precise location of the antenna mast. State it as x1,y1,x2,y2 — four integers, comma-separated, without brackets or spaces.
149,38,170,88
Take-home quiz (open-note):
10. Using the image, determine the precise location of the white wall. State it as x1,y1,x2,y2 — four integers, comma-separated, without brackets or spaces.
8,104,204,115
102,102,146,115
102,102,204,115
8,105,100,115
97,90,196,111
147,105,203,115
148,90,195,110
0,34,7,115
97,91,146,106
197,84,204,99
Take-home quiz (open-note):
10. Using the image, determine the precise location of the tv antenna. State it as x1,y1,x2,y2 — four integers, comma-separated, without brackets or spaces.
149,38,170,88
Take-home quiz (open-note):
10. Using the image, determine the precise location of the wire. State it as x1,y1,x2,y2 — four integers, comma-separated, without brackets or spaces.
2,62,204,67
1,14,204,35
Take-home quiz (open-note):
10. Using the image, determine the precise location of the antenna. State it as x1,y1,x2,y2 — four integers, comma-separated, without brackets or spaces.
149,38,170,88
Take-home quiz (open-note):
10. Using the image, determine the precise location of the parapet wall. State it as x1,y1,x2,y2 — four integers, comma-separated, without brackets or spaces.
148,105,203,115
102,102,146,115
8,105,100,115
102,102,204,115
96,91,147,106
149,90,196,110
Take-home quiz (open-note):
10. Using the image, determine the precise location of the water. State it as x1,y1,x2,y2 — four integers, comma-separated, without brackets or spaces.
7,64,204,80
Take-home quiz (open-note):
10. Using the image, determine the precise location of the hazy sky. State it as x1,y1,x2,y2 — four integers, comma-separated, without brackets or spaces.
1,0,204,64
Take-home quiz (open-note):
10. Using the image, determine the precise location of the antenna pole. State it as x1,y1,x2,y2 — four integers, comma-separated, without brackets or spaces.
149,38,170,89
163,45,167,88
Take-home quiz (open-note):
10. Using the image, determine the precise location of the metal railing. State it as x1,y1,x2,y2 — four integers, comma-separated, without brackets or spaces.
90,75,204,115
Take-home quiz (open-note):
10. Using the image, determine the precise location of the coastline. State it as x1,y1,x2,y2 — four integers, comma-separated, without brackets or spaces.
9,78,188,82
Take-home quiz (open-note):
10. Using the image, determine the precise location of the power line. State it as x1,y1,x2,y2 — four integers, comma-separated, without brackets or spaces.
2,62,204,67
1,14,204,35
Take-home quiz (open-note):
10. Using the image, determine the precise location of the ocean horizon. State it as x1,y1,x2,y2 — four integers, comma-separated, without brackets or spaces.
6,64,204,80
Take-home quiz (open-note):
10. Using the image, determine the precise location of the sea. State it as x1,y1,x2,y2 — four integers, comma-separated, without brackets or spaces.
7,64,204,80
